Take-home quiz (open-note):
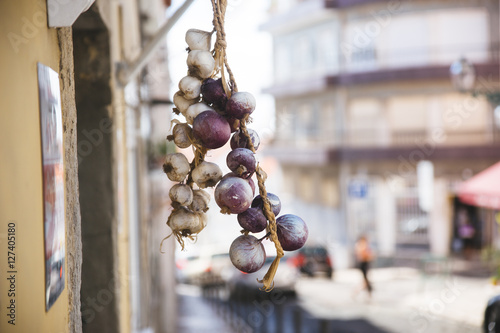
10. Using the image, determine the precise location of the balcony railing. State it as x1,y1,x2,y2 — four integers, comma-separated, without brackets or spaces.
346,128,500,147
342,43,499,74
275,128,500,148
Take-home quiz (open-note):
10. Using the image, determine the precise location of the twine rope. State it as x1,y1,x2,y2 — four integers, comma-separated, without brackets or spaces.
210,0,284,291
211,0,238,95
240,119,284,291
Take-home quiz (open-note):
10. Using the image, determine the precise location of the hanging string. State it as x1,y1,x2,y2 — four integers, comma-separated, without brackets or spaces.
240,118,284,291
211,0,283,291
211,0,238,96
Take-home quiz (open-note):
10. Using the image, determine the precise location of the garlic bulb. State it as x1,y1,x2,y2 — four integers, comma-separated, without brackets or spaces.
169,184,193,206
187,50,215,79
192,212,208,234
226,91,257,119
169,123,192,149
190,189,211,213
167,207,203,235
191,161,223,188
185,102,214,125
185,29,212,51
179,75,202,100
173,91,198,115
163,153,190,182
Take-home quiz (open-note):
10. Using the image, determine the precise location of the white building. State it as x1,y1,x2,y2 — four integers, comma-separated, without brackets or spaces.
262,0,500,268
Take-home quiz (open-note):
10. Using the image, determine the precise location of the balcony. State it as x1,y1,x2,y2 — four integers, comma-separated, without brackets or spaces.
268,128,500,165
345,42,494,70
325,0,389,8
344,129,500,148
263,0,337,34
274,128,500,148
266,2,499,93
267,0,389,18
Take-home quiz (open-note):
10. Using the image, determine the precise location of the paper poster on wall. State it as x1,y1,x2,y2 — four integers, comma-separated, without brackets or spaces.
37,63,66,311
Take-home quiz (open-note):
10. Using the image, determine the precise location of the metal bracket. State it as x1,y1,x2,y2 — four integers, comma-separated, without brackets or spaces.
47,0,95,27
116,0,195,87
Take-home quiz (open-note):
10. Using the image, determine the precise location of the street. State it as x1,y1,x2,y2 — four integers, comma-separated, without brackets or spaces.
294,268,484,333
177,267,498,333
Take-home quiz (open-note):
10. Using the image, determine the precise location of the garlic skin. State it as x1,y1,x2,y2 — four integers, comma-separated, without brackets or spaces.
187,50,215,79
225,91,257,119
191,161,223,188
169,184,194,206
174,91,198,115
185,29,212,51
192,212,208,234
171,123,192,149
190,189,211,212
167,207,202,234
163,153,190,182
179,75,202,100
185,102,214,125
229,235,266,273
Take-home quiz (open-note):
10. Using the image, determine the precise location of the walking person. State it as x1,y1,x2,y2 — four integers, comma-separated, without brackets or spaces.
353,235,374,301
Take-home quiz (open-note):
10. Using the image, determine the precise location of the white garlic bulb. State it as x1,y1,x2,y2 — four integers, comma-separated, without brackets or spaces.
173,91,198,115
187,50,215,79
169,184,193,206
190,189,211,213
167,207,203,235
179,75,202,100
185,29,212,51
163,153,190,182
193,212,208,234
170,123,192,149
191,161,223,188
185,102,214,125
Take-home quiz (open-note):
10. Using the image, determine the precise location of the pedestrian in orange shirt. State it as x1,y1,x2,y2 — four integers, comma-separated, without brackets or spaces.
353,235,374,300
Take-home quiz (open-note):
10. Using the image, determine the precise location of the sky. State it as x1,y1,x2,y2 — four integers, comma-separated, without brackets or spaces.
165,0,278,257
167,0,275,138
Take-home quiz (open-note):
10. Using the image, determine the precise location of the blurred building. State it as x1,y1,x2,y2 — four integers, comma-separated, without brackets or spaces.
0,0,178,332
262,0,500,267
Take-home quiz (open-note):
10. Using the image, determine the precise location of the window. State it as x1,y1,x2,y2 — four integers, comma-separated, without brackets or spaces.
387,96,427,131
276,104,294,142
296,102,319,144
347,99,385,146
342,20,377,71
318,28,339,73
321,176,339,207
299,173,315,203
295,35,316,74
321,101,336,145
275,41,292,82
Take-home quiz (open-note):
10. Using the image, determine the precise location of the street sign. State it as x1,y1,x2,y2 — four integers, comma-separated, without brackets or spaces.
348,180,368,198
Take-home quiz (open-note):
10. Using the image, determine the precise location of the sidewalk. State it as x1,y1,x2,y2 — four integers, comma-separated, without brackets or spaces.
296,266,498,332
176,284,234,333
175,266,498,332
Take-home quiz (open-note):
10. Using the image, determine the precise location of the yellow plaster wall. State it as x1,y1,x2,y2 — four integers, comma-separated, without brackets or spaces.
0,1,69,332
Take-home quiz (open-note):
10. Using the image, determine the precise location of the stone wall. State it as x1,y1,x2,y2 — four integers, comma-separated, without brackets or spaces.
58,27,83,333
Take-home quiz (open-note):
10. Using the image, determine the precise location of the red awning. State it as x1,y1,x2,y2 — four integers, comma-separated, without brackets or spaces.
458,161,500,210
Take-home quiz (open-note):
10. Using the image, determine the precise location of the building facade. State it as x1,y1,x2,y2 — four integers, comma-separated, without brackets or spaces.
263,0,500,268
0,1,177,332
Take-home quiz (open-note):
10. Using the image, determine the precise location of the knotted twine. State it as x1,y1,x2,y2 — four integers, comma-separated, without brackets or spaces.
211,0,237,97
210,0,284,292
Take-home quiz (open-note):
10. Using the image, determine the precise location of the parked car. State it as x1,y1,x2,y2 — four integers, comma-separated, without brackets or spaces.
176,250,234,287
175,255,211,284
290,245,333,278
199,252,234,288
484,294,500,332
